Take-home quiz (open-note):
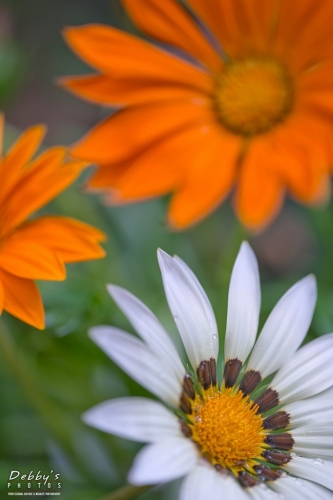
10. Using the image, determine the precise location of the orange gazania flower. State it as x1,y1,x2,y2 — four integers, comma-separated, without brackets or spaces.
0,116,106,329
62,0,333,230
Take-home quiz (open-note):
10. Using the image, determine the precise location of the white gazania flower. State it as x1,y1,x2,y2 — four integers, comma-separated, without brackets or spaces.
84,243,333,499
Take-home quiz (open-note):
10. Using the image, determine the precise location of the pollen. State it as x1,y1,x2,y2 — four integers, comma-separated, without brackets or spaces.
189,388,265,471
215,57,294,136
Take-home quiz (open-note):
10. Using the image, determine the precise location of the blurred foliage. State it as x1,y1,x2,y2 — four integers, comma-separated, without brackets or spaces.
0,1,333,499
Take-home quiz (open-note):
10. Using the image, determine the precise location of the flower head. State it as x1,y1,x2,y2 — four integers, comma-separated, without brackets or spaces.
62,0,333,230
0,116,106,329
84,243,333,499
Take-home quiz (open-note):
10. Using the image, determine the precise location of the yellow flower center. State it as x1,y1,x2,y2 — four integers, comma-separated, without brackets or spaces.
215,57,293,136
190,388,265,471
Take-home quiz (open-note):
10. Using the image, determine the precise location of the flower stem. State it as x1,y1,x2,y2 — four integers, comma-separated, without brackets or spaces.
100,485,153,500
0,319,73,452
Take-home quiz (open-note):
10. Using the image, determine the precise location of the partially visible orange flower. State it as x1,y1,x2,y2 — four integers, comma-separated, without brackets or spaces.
0,116,106,329
62,0,333,230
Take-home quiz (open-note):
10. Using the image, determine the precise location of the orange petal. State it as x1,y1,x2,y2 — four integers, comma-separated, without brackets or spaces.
0,146,67,209
17,216,106,263
87,163,131,190
63,25,211,92
0,124,46,205
72,98,213,165
0,269,44,329
61,73,210,107
297,60,333,96
269,117,331,202
187,0,275,59
168,126,240,228
296,63,333,122
235,139,285,230
109,125,212,200
273,0,333,72
295,60,333,120
0,160,85,235
0,236,66,281
3,124,46,168
123,0,222,71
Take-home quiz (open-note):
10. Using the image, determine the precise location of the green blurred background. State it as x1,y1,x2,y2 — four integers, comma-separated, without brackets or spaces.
0,1,333,499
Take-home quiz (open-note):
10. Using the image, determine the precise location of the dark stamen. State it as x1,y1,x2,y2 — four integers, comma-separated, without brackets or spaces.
183,373,195,400
197,359,215,390
254,465,283,481
180,392,192,414
196,357,217,389
263,411,290,430
223,359,242,388
214,464,229,475
238,471,259,487
209,358,217,387
254,388,279,413
262,450,291,466
239,370,262,395
264,433,294,450
180,421,192,438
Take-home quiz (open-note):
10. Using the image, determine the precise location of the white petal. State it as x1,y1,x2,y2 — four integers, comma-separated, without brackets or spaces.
158,249,218,369
284,395,333,427
271,476,332,500
271,334,333,404
128,437,197,485
83,397,181,443
247,275,317,378
292,425,333,460
173,255,218,355
225,242,261,362
89,326,182,406
317,385,333,398
180,464,249,500
247,485,283,500
286,456,333,491
107,285,185,381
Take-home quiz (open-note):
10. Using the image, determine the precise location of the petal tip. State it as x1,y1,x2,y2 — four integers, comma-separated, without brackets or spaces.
157,247,171,264
106,283,121,300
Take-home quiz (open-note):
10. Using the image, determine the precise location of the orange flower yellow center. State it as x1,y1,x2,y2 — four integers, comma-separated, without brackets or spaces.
190,389,264,471
215,57,293,136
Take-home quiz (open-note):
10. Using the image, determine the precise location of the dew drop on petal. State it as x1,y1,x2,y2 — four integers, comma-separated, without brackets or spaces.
290,452,296,457
313,458,325,466
212,334,217,340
